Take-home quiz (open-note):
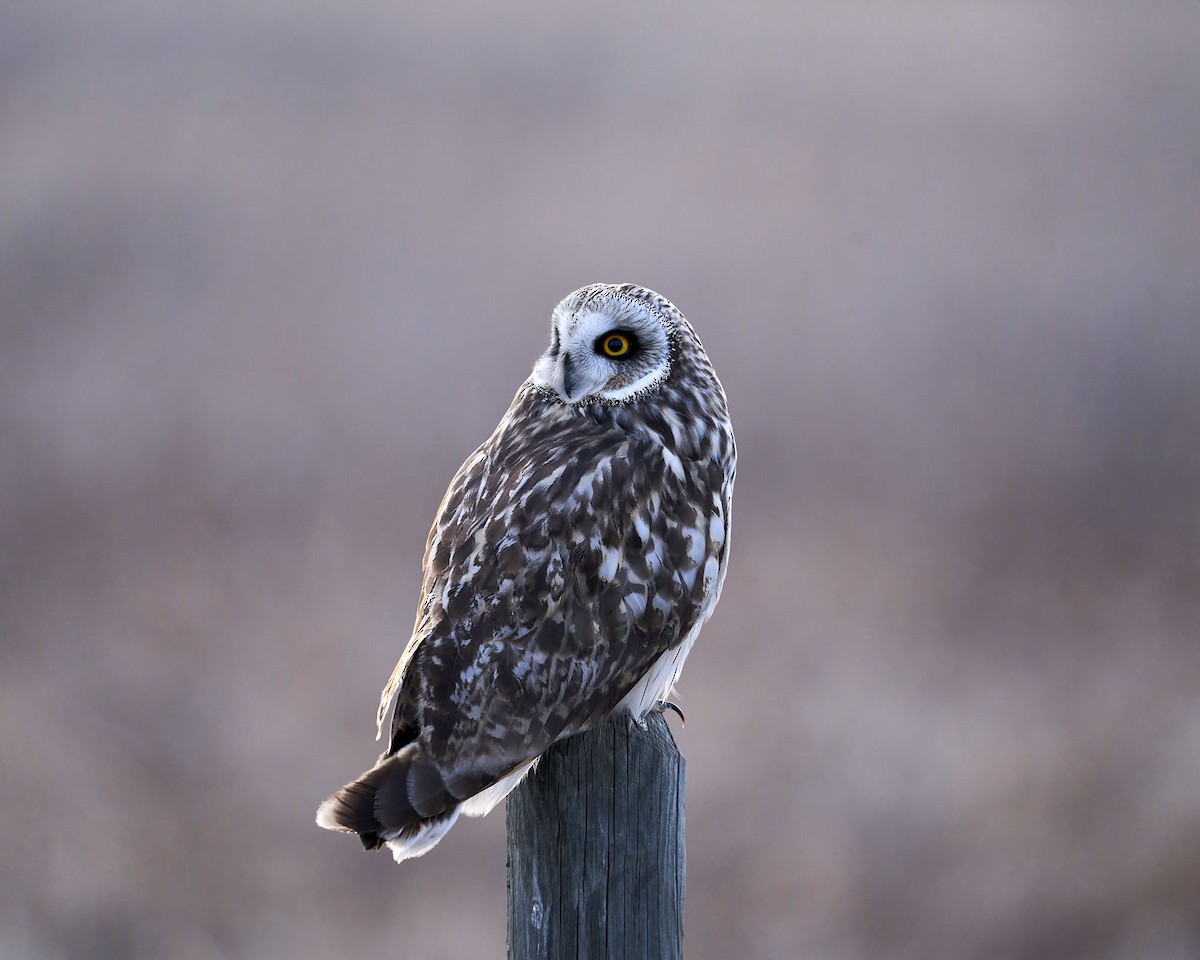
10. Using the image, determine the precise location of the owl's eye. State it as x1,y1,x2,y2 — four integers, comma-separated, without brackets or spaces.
596,331,635,359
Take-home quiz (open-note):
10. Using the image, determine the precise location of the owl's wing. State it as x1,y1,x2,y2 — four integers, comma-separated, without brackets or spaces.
392,421,729,799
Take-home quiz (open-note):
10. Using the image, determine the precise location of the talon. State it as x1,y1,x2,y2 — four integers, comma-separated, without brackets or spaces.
657,700,686,727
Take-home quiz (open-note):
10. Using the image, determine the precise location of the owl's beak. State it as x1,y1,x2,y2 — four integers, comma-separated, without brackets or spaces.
559,353,579,402
531,347,595,404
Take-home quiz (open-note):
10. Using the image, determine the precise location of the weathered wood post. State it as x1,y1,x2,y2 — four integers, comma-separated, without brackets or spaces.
506,710,685,960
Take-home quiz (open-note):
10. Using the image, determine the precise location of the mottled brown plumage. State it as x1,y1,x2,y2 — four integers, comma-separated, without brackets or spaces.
317,283,735,861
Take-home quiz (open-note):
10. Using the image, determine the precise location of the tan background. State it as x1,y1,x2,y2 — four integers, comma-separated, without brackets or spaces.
3,3,1198,958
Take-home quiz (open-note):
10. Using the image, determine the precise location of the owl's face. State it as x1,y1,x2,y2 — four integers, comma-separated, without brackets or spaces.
530,287,674,405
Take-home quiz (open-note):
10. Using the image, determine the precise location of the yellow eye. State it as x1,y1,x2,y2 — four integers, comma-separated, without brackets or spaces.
598,332,632,358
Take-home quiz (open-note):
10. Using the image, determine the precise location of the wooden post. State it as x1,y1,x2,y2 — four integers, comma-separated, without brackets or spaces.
506,711,685,960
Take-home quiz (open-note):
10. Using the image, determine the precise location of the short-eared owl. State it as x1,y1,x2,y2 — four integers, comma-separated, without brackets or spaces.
316,283,735,861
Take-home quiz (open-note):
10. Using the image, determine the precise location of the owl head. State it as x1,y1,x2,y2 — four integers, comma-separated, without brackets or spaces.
531,283,679,405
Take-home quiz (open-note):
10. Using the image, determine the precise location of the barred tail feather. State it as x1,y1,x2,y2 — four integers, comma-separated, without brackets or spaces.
315,743,465,862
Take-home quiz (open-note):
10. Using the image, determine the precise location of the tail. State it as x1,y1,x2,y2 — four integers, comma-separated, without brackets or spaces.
316,744,539,862
315,743,464,862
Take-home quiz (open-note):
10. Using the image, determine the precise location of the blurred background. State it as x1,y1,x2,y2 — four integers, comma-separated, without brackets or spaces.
2,2,1198,958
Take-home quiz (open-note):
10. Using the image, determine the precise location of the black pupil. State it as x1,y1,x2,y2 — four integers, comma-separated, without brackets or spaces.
607,337,624,353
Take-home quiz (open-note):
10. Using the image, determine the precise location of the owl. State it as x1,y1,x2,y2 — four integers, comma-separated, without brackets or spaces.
316,283,735,862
